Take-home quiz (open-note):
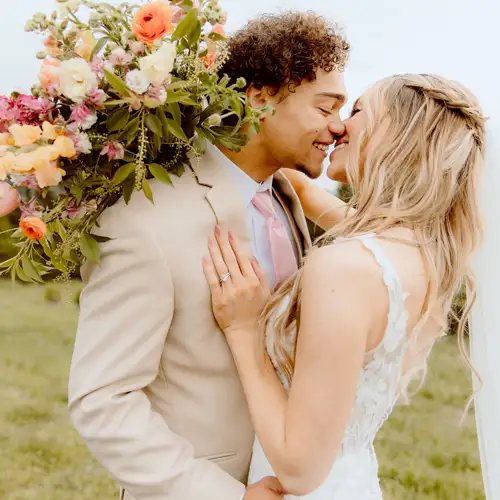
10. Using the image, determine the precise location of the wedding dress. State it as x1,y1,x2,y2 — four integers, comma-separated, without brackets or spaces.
248,234,410,499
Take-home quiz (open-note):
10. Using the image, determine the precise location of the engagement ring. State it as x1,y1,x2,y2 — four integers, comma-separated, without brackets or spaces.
219,272,231,284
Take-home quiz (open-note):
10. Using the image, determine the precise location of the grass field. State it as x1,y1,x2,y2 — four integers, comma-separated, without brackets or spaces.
0,281,485,499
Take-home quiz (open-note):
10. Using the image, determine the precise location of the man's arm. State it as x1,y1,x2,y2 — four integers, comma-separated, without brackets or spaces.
68,206,246,500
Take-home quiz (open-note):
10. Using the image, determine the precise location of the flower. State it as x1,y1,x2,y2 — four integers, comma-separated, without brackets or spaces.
70,104,97,130
201,45,217,69
132,1,174,46
139,42,176,86
129,40,146,55
100,140,125,161
8,124,42,147
109,47,133,67
56,0,81,15
20,216,47,240
53,135,76,158
0,152,15,179
66,127,92,154
44,34,63,57
125,69,150,95
38,58,61,92
42,121,58,141
0,133,14,146
145,84,167,105
59,58,98,103
11,174,38,190
86,88,108,108
75,30,97,61
0,181,20,216
171,6,184,24
212,23,225,36
20,198,42,218
34,160,65,188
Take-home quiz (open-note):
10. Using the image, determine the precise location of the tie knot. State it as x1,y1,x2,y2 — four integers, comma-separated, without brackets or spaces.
251,190,275,218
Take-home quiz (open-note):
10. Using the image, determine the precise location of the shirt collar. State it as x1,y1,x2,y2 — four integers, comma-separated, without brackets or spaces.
208,143,273,207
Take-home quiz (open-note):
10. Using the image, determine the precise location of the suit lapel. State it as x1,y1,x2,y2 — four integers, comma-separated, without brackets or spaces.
273,171,312,261
190,147,252,256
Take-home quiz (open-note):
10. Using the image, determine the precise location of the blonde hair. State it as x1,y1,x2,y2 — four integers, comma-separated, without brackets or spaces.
262,74,486,395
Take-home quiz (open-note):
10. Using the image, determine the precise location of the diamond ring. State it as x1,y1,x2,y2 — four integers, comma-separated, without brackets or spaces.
219,272,231,284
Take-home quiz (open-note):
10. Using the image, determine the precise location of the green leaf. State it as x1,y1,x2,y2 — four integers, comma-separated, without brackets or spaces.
104,69,131,97
106,107,130,132
40,238,54,259
165,91,191,104
112,162,136,184
166,118,188,142
79,233,101,264
152,131,162,152
145,114,163,137
53,219,67,238
21,256,44,283
90,36,109,61
15,263,31,283
119,115,140,144
207,32,227,42
187,19,202,47
172,8,199,42
169,102,182,125
141,178,154,204
156,107,171,139
149,164,173,185
90,234,113,243
123,179,135,204
198,102,225,125
0,256,16,269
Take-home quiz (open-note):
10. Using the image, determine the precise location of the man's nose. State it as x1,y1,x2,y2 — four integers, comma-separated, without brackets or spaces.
328,120,346,138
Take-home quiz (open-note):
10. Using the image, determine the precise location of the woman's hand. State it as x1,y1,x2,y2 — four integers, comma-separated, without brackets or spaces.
202,225,271,339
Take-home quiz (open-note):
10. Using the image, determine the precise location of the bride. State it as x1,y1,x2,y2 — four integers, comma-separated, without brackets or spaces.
202,73,486,499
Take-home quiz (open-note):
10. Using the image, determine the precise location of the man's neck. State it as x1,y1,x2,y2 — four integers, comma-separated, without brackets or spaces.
217,144,280,183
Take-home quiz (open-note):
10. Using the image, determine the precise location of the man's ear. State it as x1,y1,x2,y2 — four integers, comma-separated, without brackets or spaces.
246,84,268,109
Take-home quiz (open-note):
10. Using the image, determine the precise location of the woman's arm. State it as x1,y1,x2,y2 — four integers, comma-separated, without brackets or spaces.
283,169,355,231
203,229,381,496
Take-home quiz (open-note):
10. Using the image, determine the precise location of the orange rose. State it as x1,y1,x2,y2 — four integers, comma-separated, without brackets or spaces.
20,217,47,240
39,58,61,91
133,2,174,46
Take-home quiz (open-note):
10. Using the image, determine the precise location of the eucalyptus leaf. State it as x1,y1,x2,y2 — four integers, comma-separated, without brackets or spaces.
171,8,199,42
169,102,182,125
21,256,44,283
123,179,135,204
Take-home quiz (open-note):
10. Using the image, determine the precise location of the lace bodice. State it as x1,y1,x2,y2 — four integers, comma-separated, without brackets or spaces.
249,233,410,499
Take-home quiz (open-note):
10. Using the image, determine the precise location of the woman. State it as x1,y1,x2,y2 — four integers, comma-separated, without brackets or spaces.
202,74,486,499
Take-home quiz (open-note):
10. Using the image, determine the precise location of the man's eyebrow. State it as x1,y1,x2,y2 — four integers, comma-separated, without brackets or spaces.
315,92,348,104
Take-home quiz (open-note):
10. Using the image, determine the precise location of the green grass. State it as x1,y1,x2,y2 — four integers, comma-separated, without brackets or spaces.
0,281,485,499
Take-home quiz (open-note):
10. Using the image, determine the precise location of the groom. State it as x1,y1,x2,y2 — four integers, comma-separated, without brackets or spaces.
68,11,349,500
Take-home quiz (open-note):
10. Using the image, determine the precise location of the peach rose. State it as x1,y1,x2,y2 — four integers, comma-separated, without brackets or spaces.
8,124,42,147
39,58,61,92
20,216,47,240
133,2,174,46
0,182,20,217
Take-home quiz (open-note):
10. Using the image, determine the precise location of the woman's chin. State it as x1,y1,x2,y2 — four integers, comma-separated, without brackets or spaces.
326,163,348,183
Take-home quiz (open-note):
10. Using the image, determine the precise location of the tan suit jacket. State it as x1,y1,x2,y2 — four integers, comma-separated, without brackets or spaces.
68,147,311,500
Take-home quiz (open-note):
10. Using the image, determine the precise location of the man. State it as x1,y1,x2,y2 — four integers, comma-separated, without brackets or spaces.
68,11,349,500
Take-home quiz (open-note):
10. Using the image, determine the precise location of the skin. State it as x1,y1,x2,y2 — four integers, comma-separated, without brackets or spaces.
220,69,348,183
202,92,431,496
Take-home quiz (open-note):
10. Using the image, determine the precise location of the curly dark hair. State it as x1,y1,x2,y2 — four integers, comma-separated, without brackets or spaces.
219,12,350,94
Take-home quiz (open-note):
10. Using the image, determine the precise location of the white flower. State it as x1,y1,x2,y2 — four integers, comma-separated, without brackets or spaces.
56,0,81,15
139,42,176,86
74,132,92,154
125,69,150,95
59,58,98,103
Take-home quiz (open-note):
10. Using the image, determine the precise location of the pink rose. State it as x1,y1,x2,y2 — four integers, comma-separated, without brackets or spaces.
70,104,97,130
0,181,20,217
86,89,108,108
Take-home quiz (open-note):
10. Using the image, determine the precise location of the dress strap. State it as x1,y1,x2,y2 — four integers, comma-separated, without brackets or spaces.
335,234,409,353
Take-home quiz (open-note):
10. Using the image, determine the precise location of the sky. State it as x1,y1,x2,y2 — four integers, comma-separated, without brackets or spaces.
0,0,498,187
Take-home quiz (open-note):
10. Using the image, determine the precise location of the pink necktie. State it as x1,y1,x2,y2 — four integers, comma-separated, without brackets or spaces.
252,190,298,285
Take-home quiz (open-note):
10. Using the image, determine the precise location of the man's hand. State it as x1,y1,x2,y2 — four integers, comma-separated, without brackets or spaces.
243,476,286,499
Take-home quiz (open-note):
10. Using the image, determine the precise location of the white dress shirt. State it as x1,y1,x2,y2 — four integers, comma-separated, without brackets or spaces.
209,144,299,288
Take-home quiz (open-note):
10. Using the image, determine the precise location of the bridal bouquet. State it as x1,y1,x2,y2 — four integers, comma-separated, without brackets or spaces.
0,0,260,282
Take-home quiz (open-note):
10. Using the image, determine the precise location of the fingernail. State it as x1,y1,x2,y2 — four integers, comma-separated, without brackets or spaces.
215,224,221,234
228,231,234,240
